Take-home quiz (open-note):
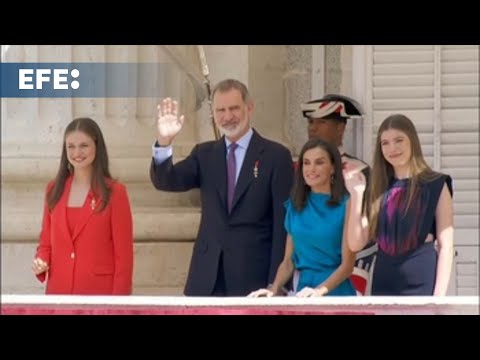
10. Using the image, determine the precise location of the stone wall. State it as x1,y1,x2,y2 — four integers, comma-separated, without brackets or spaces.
2,45,318,295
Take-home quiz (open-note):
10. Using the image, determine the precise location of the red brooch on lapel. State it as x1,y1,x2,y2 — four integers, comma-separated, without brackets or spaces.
253,160,259,178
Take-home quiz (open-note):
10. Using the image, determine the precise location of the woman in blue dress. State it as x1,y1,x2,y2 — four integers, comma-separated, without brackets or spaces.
248,138,356,297
344,114,454,295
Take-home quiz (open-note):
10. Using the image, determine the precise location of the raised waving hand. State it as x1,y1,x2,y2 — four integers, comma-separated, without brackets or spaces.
156,97,185,146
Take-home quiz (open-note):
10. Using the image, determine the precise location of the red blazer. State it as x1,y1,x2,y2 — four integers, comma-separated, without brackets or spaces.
35,176,134,295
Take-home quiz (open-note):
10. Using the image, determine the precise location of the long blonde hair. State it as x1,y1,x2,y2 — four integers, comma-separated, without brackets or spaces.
368,114,441,240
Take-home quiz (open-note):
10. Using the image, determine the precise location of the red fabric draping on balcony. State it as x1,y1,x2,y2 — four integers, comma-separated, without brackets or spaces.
1,305,375,315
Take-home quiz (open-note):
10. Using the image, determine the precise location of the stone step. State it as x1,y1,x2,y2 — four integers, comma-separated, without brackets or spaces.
1,153,193,183
1,206,201,242
1,182,200,208
133,206,200,241
1,242,192,295
2,143,196,163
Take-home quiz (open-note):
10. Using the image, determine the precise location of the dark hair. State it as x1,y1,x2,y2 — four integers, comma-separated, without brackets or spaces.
47,117,112,212
211,78,251,103
291,138,347,211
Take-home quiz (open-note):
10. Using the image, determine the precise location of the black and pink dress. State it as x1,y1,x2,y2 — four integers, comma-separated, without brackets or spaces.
371,173,453,295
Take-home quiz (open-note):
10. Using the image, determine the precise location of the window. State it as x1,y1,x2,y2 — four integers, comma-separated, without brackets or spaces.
354,45,479,295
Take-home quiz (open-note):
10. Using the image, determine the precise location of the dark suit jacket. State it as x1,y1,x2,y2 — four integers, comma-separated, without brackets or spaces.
150,130,293,296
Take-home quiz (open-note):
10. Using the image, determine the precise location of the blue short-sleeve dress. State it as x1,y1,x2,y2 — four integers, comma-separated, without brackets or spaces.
285,193,356,296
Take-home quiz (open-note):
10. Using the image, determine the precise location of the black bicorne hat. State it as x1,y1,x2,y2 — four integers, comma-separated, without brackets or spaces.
301,94,364,121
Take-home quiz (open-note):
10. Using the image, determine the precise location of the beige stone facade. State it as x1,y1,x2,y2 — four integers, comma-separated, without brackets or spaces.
2,45,340,295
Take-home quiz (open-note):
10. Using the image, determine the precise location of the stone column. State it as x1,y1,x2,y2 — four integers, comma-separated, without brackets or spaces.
324,45,359,157
284,46,312,156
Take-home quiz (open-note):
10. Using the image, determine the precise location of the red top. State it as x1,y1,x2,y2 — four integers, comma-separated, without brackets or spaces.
66,207,82,237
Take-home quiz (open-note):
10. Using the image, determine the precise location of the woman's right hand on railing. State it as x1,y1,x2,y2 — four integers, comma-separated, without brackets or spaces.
247,288,275,298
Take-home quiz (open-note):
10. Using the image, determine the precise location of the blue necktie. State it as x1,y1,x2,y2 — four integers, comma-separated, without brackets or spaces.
227,143,238,213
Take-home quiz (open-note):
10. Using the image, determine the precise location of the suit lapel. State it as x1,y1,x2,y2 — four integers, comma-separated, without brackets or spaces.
59,177,74,242
213,137,228,212
231,130,264,212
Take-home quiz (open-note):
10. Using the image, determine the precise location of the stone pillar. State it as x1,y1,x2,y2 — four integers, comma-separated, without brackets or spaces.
284,46,312,156
324,45,358,157
248,45,287,143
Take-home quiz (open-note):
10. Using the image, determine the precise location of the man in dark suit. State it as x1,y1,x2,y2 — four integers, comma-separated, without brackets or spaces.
150,79,294,296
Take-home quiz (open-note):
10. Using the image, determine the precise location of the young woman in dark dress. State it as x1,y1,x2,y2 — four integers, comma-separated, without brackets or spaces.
344,114,454,295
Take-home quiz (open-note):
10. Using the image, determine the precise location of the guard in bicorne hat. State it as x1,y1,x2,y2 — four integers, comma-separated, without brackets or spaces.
301,94,369,178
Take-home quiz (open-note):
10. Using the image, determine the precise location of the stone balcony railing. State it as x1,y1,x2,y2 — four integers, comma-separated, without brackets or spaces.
2,295,479,315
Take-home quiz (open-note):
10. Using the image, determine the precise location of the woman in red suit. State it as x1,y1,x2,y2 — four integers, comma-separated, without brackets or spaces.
32,117,134,295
